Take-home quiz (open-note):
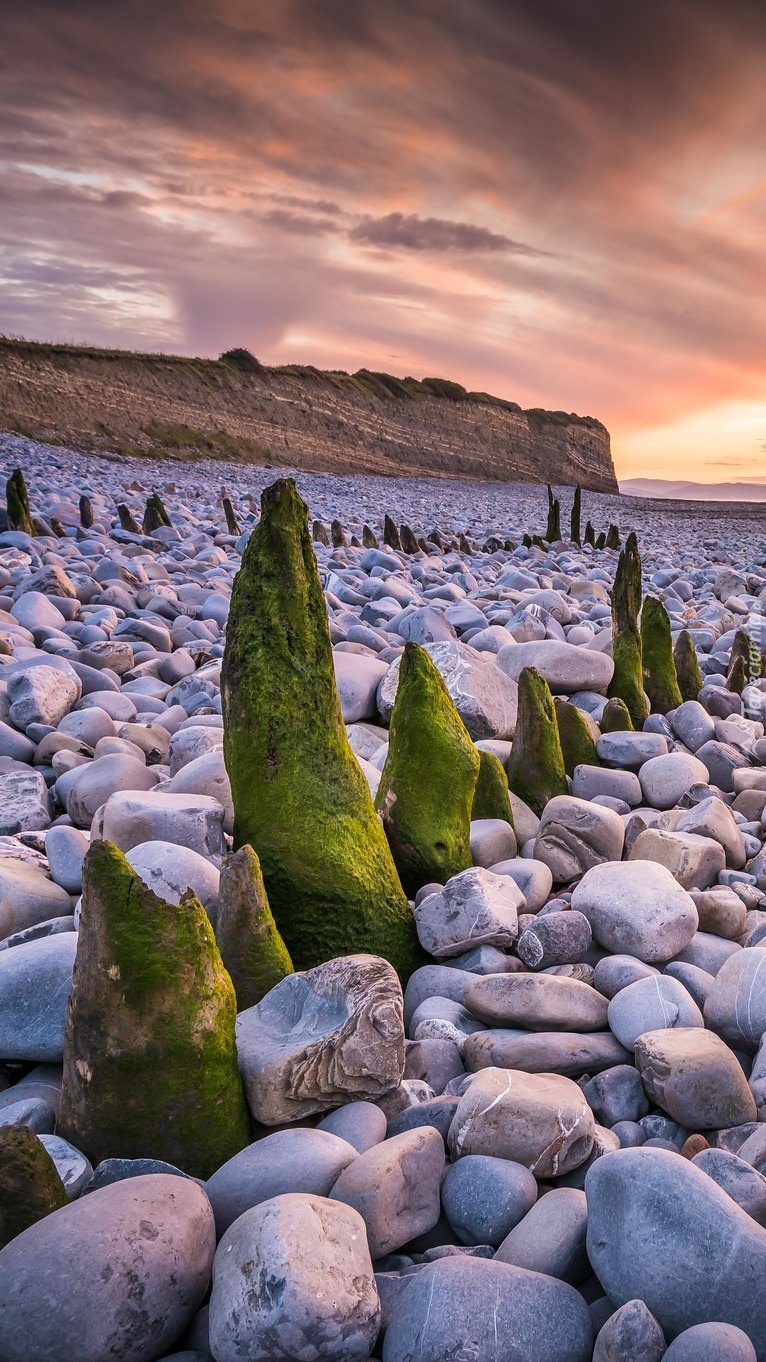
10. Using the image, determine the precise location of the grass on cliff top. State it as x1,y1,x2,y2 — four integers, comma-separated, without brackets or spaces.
0,335,606,431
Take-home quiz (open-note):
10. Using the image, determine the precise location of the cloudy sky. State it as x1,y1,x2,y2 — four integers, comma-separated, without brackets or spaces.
2,0,766,479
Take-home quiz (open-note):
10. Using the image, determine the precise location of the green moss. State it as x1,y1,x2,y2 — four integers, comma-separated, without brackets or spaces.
142,493,171,534
216,844,293,1010
726,630,752,694
600,697,634,732
608,531,649,727
471,749,514,825
5,467,34,535
673,629,703,703
221,477,418,977
375,643,480,893
570,485,581,545
507,667,568,817
0,1126,67,1248
384,515,402,550
641,595,683,713
554,698,600,776
58,841,250,1179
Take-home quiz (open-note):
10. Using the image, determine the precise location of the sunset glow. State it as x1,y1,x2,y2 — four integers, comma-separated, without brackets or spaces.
2,1,766,479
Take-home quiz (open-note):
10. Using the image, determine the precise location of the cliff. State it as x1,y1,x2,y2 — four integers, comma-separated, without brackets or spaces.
0,339,618,491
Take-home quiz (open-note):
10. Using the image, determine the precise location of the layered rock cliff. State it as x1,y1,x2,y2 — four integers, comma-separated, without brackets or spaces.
0,340,618,491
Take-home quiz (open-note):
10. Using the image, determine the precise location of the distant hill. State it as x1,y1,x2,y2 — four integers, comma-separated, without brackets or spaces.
0,337,618,490
621,477,766,503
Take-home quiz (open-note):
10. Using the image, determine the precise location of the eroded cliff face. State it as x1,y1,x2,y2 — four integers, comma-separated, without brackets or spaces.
0,340,618,490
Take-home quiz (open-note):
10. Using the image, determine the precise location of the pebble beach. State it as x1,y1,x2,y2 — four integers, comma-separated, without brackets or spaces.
2,431,766,1362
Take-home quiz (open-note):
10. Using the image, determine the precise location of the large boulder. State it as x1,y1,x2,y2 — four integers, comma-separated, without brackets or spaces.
221,478,417,977
330,1126,445,1257
448,1066,595,1177
0,1174,215,1362
635,1027,757,1129
571,861,698,963
205,1127,358,1236
236,953,405,1124
378,639,518,740
705,949,766,1051
209,1193,380,1362
58,841,250,1180
496,638,614,694
411,866,522,959
0,934,77,1061
534,795,624,881
464,972,609,1031
586,1148,766,1353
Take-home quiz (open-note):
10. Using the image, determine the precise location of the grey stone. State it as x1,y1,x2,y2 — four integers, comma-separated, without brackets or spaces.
0,1173,215,1362
534,795,624,881
516,910,592,969
44,825,89,894
494,1186,589,1284
378,640,518,739
7,661,80,729
440,1154,537,1247
662,1323,757,1361
317,1100,388,1152
334,650,389,722
607,974,704,1050
485,856,552,911
465,1029,629,1077
572,765,643,806
692,1148,766,1228
586,1147,766,1351
37,1134,93,1199
236,954,405,1124
629,828,725,890
464,972,609,1031
639,752,711,809
0,934,76,1060
209,1193,380,1362
331,1126,445,1257
582,1065,649,1126
0,857,72,939
0,769,52,835
100,788,226,860
412,867,522,959
571,861,698,963
65,754,158,827
672,700,717,753
592,1299,666,1362
496,638,614,693
705,948,766,1050
381,1254,594,1362
594,955,661,999
206,1128,359,1236
126,840,220,922
597,731,669,768
469,818,517,868
635,1027,756,1128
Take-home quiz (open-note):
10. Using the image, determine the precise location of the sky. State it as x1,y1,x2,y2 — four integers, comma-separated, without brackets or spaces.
1,0,766,481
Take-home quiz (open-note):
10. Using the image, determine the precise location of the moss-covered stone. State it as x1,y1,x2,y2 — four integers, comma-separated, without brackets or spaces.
608,531,649,728
6,467,34,535
673,629,703,702
223,496,240,536
331,518,346,547
221,477,418,977
374,643,480,893
606,523,621,550
595,531,607,550
51,517,66,538
584,521,595,547
600,697,634,732
554,698,600,776
545,485,562,542
506,667,568,817
726,629,752,695
312,518,330,545
522,533,533,548
0,1125,67,1248
384,515,402,550
58,840,250,1180
400,524,419,554
459,533,472,554
216,844,293,1010
471,749,514,825
570,485,581,545
117,503,140,533
362,524,379,548
142,493,171,534
79,494,94,529
641,595,683,713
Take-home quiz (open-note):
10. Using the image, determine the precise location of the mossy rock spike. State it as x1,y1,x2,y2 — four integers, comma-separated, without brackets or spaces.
594,531,607,550
312,519,330,546
641,595,683,713
221,477,418,977
608,531,649,727
79,494,94,529
605,523,621,550
362,524,379,548
584,521,595,547
331,519,346,547
216,844,293,1011
506,667,568,817
459,533,472,554
471,749,514,825
673,630,703,702
58,840,251,1180
117,503,140,534
570,485,581,545
0,1126,67,1249
6,467,34,535
600,697,634,732
554,698,600,776
223,496,241,536
383,515,402,551
375,643,480,894
400,524,419,554
726,629,752,694
142,493,171,535
545,486,561,542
